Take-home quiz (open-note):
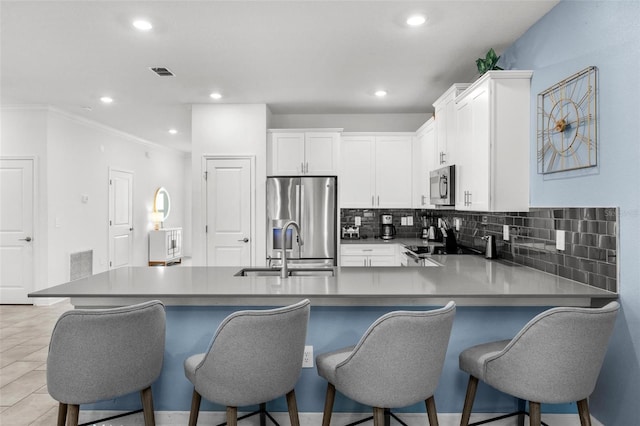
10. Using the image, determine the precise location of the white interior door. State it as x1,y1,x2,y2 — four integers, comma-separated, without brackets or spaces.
0,159,34,304
108,169,133,269
206,157,253,266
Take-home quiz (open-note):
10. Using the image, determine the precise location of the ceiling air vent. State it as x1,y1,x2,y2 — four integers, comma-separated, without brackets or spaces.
149,67,175,77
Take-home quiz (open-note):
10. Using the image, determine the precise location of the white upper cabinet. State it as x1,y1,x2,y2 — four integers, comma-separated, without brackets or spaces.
268,129,340,175
432,83,470,167
413,118,436,208
340,134,413,208
454,70,532,212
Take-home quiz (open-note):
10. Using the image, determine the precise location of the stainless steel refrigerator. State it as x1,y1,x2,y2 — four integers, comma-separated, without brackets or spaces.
266,176,337,267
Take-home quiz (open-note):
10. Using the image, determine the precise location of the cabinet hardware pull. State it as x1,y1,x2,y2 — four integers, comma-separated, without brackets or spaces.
377,196,380,206
371,196,374,207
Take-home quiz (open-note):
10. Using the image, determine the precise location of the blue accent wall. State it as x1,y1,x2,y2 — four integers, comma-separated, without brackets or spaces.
501,1,640,424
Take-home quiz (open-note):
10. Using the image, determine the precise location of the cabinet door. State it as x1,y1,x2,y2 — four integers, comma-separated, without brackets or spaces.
455,98,473,209
468,86,490,211
340,136,375,208
305,132,339,175
457,85,490,211
270,133,305,175
375,136,413,208
369,255,398,267
340,255,368,267
413,120,436,208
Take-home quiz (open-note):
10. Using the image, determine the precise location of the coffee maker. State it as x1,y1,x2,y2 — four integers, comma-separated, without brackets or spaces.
380,214,396,240
421,216,429,239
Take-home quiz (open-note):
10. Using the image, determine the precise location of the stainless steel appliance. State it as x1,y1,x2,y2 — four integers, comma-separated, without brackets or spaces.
421,216,429,239
482,235,497,259
429,165,455,206
266,176,337,267
380,214,396,240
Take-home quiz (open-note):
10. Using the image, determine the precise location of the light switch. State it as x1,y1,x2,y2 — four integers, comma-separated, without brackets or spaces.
355,216,361,226
503,225,509,241
556,230,565,250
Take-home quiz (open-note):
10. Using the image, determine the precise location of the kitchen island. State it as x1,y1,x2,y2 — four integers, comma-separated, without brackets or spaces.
31,255,615,308
29,258,616,420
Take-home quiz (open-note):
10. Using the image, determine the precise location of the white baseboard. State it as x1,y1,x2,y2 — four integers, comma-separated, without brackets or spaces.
79,410,605,426
33,297,68,306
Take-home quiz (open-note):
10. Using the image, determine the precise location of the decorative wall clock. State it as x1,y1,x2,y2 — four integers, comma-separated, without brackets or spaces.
537,66,598,174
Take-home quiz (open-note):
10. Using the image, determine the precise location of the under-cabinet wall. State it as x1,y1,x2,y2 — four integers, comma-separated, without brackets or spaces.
340,207,618,292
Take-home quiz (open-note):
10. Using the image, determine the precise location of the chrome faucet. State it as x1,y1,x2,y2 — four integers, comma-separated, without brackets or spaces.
280,220,302,279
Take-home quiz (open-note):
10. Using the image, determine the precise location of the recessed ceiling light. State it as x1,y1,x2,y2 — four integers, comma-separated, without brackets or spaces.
210,92,222,100
406,15,426,27
168,129,178,135
100,96,113,104
375,90,388,98
133,20,153,31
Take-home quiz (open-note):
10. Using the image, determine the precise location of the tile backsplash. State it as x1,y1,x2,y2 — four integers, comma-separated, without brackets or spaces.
340,207,618,292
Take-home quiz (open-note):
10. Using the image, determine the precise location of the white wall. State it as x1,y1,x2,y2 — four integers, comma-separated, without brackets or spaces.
1,107,189,290
191,104,268,266
270,113,430,132
0,107,50,292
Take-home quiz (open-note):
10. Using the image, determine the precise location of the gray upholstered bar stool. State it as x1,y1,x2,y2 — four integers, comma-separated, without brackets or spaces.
458,301,619,426
184,299,311,426
47,300,166,426
316,301,456,426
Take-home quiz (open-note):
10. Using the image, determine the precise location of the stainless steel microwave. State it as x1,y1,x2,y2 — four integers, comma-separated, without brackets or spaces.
429,165,455,206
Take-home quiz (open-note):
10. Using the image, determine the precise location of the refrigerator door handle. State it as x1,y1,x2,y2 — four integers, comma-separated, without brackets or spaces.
299,184,304,249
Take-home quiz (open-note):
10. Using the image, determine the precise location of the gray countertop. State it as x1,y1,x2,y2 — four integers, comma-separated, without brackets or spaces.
30,255,616,308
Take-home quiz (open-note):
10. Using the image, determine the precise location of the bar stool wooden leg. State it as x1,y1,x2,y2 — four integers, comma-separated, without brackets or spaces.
529,401,541,426
373,407,385,426
322,383,336,426
66,404,79,426
57,403,68,426
226,406,238,426
577,399,592,426
140,386,155,426
286,389,300,426
460,376,478,426
425,396,439,426
188,389,201,426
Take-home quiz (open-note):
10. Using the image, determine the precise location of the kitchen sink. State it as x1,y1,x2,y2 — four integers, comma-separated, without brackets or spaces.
234,267,335,277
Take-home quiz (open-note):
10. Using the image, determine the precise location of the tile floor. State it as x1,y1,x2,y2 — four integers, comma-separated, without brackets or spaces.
0,299,73,425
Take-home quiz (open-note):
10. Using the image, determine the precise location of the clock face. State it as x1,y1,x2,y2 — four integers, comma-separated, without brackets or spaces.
537,66,598,174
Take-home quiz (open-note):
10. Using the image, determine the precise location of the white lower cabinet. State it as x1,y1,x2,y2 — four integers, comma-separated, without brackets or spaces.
149,228,182,266
340,244,399,267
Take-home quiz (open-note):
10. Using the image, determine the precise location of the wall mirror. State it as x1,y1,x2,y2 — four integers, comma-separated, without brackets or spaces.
153,187,171,222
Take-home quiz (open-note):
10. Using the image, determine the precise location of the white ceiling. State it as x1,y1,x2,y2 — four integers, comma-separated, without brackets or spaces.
1,1,558,152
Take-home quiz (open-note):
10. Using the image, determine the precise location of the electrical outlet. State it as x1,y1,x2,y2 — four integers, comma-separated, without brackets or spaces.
355,216,361,226
407,216,413,226
556,230,565,250
503,225,510,241
302,345,314,368
401,217,407,226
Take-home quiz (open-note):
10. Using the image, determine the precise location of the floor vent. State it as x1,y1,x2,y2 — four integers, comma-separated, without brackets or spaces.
70,250,93,281
149,67,175,76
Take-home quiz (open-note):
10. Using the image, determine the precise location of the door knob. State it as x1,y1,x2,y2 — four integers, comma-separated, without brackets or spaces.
19,236,32,242
238,238,249,243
